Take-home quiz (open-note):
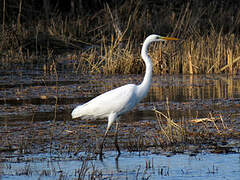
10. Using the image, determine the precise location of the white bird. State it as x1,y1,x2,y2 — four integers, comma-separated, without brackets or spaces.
72,34,178,159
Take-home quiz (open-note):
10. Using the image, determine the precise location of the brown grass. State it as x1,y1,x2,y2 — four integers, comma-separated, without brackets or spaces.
152,103,238,152
153,103,187,146
1,1,240,74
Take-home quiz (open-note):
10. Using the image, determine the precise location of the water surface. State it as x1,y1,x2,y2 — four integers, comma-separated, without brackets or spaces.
1,66,240,179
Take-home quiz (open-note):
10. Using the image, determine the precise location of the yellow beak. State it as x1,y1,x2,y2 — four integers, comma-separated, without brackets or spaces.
161,36,179,41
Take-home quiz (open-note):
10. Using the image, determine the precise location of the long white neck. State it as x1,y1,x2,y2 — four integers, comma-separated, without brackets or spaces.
136,38,153,102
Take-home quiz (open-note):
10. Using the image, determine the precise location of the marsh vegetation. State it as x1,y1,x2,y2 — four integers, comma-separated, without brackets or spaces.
1,0,240,179
1,0,240,74
1,70,240,179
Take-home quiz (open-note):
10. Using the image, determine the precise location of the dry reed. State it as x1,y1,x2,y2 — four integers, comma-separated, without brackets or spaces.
153,104,237,150
1,1,240,74
153,105,186,146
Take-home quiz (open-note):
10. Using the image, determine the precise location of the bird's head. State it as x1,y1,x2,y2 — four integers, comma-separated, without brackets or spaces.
141,34,179,58
146,34,179,42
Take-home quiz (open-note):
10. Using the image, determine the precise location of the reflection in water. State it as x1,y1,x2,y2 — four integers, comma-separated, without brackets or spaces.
1,74,240,122
1,70,240,179
149,75,240,102
1,151,240,179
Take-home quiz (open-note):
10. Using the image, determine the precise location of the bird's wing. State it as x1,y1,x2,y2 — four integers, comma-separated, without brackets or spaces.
72,84,138,119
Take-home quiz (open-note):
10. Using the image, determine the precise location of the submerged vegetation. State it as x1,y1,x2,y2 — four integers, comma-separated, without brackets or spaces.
1,0,240,74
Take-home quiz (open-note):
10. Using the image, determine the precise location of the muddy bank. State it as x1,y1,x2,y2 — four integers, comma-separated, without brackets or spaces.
1,69,240,157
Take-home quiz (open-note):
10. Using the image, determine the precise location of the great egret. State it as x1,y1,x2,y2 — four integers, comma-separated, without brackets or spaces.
72,34,178,159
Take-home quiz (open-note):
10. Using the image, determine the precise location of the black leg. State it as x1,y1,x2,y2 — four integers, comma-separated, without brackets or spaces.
114,120,121,155
99,113,117,160
99,128,109,160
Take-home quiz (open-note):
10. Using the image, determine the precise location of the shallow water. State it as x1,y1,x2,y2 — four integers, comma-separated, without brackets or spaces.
1,66,240,179
1,151,240,179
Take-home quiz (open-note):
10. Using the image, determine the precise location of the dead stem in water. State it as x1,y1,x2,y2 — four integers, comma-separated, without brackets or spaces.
152,102,238,152
153,106,186,146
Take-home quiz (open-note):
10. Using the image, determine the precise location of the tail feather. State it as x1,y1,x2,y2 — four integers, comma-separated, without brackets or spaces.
71,105,83,119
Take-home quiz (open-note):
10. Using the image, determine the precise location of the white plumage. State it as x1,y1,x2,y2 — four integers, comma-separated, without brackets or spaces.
71,34,178,159
72,84,138,128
